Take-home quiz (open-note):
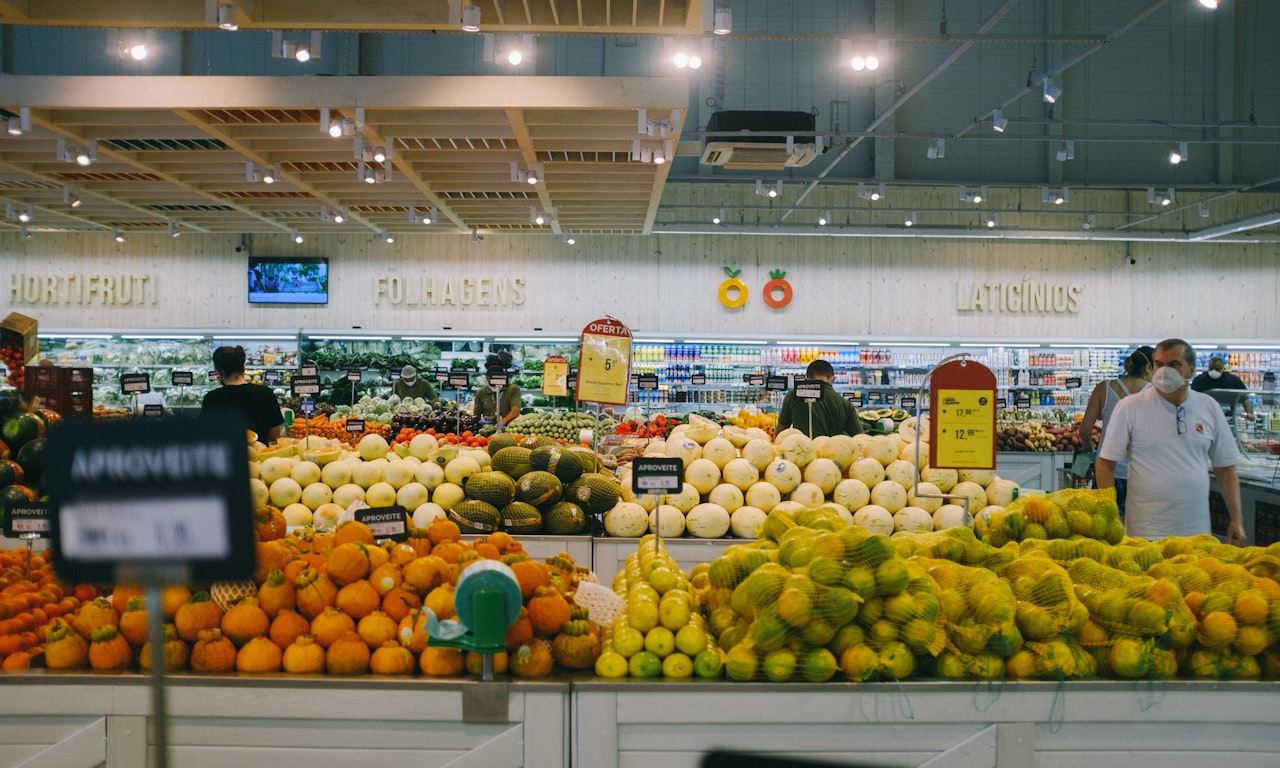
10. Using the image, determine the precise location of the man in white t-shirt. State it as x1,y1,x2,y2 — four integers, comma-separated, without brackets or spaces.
1097,338,1245,544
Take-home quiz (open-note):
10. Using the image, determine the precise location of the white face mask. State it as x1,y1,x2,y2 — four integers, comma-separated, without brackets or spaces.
1207,370,1222,380
1152,366,1187,394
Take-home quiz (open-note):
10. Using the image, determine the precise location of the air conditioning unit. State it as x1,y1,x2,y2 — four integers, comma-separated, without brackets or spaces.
699,110,823,170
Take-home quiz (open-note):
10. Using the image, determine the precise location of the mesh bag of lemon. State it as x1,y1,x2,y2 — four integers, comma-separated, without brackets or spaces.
891,526,1017,571
978,487,1124,547
910,558,1024,680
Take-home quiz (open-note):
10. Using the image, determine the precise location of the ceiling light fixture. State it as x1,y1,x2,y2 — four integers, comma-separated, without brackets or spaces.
6,108,30,136
411,205,436,225
857,182,885,202
168,220,181,238
1040,186,1068,205
1042,77,1062,104
290,228,303,244
382,230,395,244
755,180,782,198
1055,140,1075,162
8,203,34,223
484,34,535,66
217,2,238,30
1147,187,1176,207
1082,214,1096,230
818,210,830,226
119,37,149,61
245,161,260,183
272,30,321,62
461,4,481,32
713,7,733,35
1169,141,1188,165
668,38,703,69
985,212,999,228
926,138,945,159
905,212,917,227
63,187,82,208
991,108,1008,133
112,228,124,243
1198,202,1211,218
19,225,31,240
960,185,987,204
840,39,880,71
564,233,576,245
511,162,544,184
1198,0,1218,8
531,207,547,226
261,162,281,184
712,208,724,225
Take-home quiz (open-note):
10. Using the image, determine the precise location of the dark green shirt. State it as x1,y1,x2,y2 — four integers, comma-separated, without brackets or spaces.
777,381,863,438
393,377,436,401
473,384,522,424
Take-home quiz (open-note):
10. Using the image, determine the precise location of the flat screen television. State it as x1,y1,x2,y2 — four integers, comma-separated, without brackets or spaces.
248,257,329,304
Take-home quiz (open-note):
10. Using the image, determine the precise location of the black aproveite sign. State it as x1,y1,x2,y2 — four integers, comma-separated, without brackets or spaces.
631,456,683,494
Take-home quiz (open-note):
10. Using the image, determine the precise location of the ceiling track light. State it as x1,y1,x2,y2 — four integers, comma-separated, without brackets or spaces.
18,225,31,240
112,228,124,243
960,185,987,204
272,30,321,62
857,182,885,202
290,228,303,244
1199,0,1219,9
117,29,154,61
667,37,703,69
484,33,535,66
755,180,782,198
1055,139,1075,162
245,161,260,183
1147,187,1176,207
63,187,82,209
1169,141,1188,165
261,162,281,184
216,2,238,30
905,212,917,227
10,203,34,224
5,108,30,136
58,138,97,166
1042,77,1062,104
926,138,945,159
985,212,999,229
712,208,724,225
713,7,733,35
1082,214,1096,230
1040,186,1068,205
991,108,1008,133
381,230,395,244
840,39,880,71
410,205,436,225
817,209,831,226
511,161,544,184
564,233,576,245
462,3,481,32
1198,202,1211,218
167,220,181,238
531,207,547,226
320,204,348,224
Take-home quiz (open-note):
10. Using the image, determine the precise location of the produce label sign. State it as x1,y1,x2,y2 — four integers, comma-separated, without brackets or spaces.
433,369,449,383
794,380,824,401
900,396,918,410
43,417,256,583
691,373,706,386
747,374,766,387
120,372,151,395
637,374,659,391
631,457,683,494
766,376,790,392
845,392,863,406
487,372,508,389
929,359,997,470
346,369,361,382
291,375,321,396
300,362,318,377
142,404,163,418
346,419,365,433
264,370,279,383
356,506,409,542
448,371,471,390
576,317,632,406
542,355,569,397
172,371,194,387
4,502,50,538
1065,377,1083,389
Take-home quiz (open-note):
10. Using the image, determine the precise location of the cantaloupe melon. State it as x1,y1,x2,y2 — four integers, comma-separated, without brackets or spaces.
708,483,745,513
604,501,649,537
396,482,430,511
862,436,899,467
249,478,270,509
958,468,997,487
290,460,323,487
321,460,354,489
685,458,722,496
408,433,440,460
414,461,445,491
744,481,782,513
818,434,858,470
849,457,885,488
365,481,398,508
985,478,1020,507
269,477,303,508
444,455,481,485
832,478,871,511
282,502,313,528
665,437,703,467
352,460,385,489
779,434,817,468
260,456,295,484
313,503,344,531
687,503,732,538
383,460,417,490
411,502,446,529
933,504,970,531
431,482,465,511
852,505,894,535
803,458,843,494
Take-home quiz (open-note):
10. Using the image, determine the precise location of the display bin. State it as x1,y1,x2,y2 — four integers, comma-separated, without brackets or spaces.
23,364,94,417
0,312,38,364
0,674,570,768
573,680,1280,768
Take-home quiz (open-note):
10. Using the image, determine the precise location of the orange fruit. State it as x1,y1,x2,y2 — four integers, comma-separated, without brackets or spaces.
1200,611,1237,648
1233,590,1268,625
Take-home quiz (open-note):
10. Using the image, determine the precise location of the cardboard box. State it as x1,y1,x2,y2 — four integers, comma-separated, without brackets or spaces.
1,312,38,363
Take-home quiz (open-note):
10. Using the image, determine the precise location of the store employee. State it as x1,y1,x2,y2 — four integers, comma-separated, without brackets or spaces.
393,365,436,401
777,359,863,438
474,365,522,427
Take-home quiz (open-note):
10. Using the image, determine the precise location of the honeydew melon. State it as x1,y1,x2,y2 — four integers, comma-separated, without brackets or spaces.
444,455,482,485
933,504,970,531
249,478,270,509
722,426,753,449
260,456,295,484
957,468,997,487
869,480,907,513
358,433,390,461
300,482,333,510
900,440,930,469
894,506,934,533
365,481,398,508
722,458,760,491
906,481,944,513
883,459,918,489
685,458,722,496
665,436,703,467
414,461,445,491
663,482,701,513
649,505,686,538
708,483,745,513
849,457,885,487
771,500,808,516
396,482,430,511
408,433,440,460
282,503,313,528
269,477,303,508
351,460,384,489
985,478,1020,507
852,505,894,535
744,481,782,513
431,482,465,511
764,459,803,494
730,506,768,539
802,458,843,494
773,427,803,445
831,478,870,511
744,427,772,443
383,460,417,489
314,503,345,531
332,483,365,508
779,434,817,468
789,482,826,509
921,466,958,493
861,436,900,467
604,501,650,537
687,503,732,538
742,439,777,472
950,481,989,514
321,460,354,488
411,502,447,529
818,434,858,470
701,437,738,469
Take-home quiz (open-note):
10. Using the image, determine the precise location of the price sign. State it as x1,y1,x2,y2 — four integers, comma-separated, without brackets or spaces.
291,375,321,396
346,419,366,433
691,373,706,386
766,376,790,392
300,362,318,377
884,394,897,406
121,373,151,395
996,398,1008,409
794,379,824,401
637,374,659,391
900,396,918,410
629,374,639,388
542,355,570,397
845,392,863,406
264,370,280,384
300,398,315,415
449,371,471,390
44,417,255,583
631,457,684,494
868,393,884,405
434,369,450,384
929,359,997,471
1065,377,1083,390
576,317,632,405
4,502,50,538
210,370,222,383
70,368,93,387
355,506,409,542
747,374,766,387
142,404,164,418
567,370,577,390
389,370,401,382
1016,395,1032,408
346,369,362,382
172,371,194,387
487,372,508,389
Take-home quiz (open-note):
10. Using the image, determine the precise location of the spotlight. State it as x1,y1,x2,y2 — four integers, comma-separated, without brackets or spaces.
16,204,32,223
6,109,29,136
261,163,280,184
363,168,380,184
333,207,346,223
6,117,20,136
274,31,321,62
992,108,1008,133
113,228,125,243
653,144,667,165
531,207,546,226
858,182,885,202
373,143,388,163
564,233,576,245
712,208,724,225
1040,186,1068,205
1147,187,1176,207
960,185,986,204
123,42,148,61
818,210,830,226
1082,214,1096,230
411,205,435,225
327,118,343,138
851,56,866,71
382,230,395,244
19,226,31,240
905,212,916,227
756,180,782,198
76,148,93,166
985,212,999,228
217,2,238,30
1198,202,1210,218
63,187,82,208
461,4,481,32
713,7,733,35
168,220,181,238
291,228,303,244
926,138,945,159
1042,77,1062,104
1199,0,1218,8
321,205,348,224
1169,141,1188,165
865,55,879,70
1055,140,1075,162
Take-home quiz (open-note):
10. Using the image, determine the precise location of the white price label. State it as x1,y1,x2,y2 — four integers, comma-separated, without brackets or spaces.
635,476,681,491
13,517,50,534
61,497,230,561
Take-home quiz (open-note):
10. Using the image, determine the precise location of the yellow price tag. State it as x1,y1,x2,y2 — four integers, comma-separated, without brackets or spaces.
542,355,569,397
576,318,632,405
933,388,996,469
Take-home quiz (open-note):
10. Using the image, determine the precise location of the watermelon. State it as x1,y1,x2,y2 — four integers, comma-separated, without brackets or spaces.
16,438,45,483
0,437,9,460
0,484,37,513
1,413,43,453
0,458,23,487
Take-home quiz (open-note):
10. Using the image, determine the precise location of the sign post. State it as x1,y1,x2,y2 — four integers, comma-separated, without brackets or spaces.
448,371,471,435
291,374,321,441
487,371,509,431
793,378,824,440
631,456,683,547
45,418,255,768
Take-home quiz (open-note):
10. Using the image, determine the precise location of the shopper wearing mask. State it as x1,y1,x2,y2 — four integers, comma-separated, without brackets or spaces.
473,365,522,428
1077,345,1154,515
1190,355,1252,419
393,365,437,401
1097,338,1245,544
